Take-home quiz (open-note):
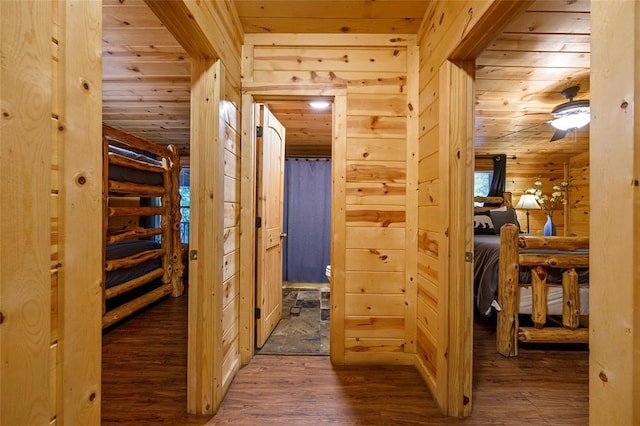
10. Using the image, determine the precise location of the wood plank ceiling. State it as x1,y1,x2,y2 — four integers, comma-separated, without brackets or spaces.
102,0,590,161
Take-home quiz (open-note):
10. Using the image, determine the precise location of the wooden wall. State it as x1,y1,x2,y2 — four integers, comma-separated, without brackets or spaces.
2,0,103,423
417,0,517,415
243,33,419,365
589,2,640,423
477,153,590,236
1,2,53,424
567,151,589,236
221,98,242,396
504,156,567,235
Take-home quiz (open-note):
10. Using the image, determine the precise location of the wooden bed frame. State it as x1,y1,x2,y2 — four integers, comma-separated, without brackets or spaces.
496,224,589,357
102,125,184,329
473,192,589,356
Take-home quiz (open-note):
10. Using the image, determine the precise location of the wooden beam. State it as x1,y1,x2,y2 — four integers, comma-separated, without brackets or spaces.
442,59,475,416
404,44,419,358
450,0,535,60
0,1,52,424
239,94,256,364
145,0,242,83
590,1,640,424
187,59,222,415
57,1,103,424
331,94,348,364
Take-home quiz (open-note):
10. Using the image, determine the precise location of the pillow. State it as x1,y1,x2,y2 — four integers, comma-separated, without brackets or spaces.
473,211,495,234
490,207,520,234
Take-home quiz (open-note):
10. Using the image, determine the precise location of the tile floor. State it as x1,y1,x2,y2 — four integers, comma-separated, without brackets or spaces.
257,284,330,355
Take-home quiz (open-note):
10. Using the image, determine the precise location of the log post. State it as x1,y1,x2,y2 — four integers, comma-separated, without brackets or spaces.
102,135,109,315
531,265,548,329
562,268,580,330
169,144,184,296
161,159,171,284
497,223,520,356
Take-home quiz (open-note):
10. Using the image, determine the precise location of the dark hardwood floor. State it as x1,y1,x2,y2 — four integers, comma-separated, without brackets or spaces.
102,295,588,425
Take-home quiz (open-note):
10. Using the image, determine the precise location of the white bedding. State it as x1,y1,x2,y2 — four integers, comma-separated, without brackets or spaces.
518,285,589,316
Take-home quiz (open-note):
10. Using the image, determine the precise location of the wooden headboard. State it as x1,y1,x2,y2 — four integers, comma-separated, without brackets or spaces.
473,192,512,212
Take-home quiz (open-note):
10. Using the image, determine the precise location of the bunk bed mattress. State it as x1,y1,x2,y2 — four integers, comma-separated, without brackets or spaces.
108,145,163,185
474,234,589,316
105,240,162,289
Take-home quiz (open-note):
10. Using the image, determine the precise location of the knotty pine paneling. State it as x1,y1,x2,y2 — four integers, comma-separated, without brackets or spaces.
568,151,590,237
344,317,405,338
222,97,241,393
344,271,405,294
417,0,497,410
503,156,567,235
247,36,412,363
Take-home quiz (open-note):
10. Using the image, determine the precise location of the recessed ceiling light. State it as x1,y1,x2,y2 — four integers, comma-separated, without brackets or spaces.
309,100,330,109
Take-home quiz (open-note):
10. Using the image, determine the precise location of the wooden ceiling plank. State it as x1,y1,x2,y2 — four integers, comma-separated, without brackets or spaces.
502,11,591,35
486,33,590,53
103,28,182,46
102,68,190,81
526,0,590,13
477,51,589,68
476,66,589,81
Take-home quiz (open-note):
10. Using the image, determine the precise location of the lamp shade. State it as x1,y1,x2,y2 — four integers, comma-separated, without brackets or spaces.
515,193,541,210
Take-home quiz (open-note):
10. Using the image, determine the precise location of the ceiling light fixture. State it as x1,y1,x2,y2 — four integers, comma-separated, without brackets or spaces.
549,100,591,131
549,86,590,131
309,100,331,110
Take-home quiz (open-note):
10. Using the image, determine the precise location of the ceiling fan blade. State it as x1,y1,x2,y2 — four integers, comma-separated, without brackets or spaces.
550,129,567,142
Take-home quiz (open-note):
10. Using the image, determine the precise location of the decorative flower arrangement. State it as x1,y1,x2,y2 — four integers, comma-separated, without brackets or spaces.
526,176,569,216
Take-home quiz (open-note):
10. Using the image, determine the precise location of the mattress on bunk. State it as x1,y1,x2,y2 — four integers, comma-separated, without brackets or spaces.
105,240,162,289
474,234,589,316
108,145,164,185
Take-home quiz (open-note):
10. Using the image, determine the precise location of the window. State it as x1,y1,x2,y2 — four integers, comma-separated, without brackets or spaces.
474,171,493,206
179,168,190,245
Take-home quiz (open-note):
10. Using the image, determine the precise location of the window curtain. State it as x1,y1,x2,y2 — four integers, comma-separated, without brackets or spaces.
485,154,507,206
282,158,331,283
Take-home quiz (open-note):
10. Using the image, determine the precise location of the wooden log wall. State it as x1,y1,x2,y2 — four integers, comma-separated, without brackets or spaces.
244,33,418,365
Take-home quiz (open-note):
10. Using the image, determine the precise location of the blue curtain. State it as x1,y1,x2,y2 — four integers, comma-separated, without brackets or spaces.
282,158,331,283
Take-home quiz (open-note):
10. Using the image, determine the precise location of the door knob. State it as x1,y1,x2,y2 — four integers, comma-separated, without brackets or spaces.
280,233,288,238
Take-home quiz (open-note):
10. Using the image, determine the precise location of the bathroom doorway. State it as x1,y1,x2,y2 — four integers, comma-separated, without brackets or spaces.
246,95,335,356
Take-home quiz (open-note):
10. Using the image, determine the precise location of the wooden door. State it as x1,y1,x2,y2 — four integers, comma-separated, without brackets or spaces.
255,104,286,348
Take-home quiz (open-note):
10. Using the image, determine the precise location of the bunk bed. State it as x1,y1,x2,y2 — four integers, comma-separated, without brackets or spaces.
473,193,589,357
102,125,184,329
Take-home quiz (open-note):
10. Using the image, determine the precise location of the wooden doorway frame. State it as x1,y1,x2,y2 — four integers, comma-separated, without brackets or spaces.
442,1,534,416
239,89,346,364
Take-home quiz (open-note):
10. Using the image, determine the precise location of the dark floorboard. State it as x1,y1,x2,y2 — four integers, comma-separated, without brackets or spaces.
102,295,588,425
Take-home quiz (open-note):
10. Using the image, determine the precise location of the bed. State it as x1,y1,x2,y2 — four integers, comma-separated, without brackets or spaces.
473,193,589,357
102,125,184,329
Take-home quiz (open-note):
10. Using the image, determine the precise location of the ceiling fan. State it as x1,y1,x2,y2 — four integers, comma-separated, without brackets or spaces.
548,85,590,142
